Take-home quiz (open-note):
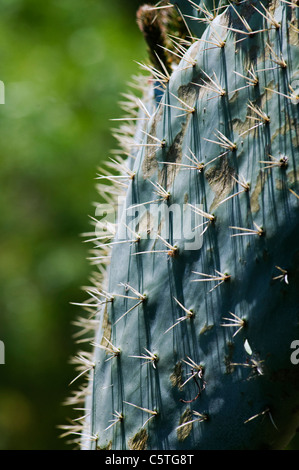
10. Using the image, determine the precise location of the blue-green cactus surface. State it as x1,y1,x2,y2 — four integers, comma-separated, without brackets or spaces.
66,0,299,450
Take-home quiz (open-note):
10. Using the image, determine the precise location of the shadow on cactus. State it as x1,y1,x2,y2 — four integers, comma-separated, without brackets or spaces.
62,0,299,450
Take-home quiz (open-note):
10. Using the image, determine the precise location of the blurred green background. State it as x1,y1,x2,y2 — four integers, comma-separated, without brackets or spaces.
0,0,146,449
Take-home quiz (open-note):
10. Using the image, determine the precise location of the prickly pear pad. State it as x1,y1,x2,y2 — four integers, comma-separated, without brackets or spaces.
67,1,299,450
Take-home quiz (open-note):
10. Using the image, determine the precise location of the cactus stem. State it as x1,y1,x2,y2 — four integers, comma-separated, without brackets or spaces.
230,222,264,237
68,0,299,450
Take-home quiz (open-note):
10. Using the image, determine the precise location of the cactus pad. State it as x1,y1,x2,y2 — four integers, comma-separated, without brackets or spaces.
65,0,299,450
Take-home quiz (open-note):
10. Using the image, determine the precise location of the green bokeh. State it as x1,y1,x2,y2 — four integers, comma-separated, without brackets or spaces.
0,0,146,449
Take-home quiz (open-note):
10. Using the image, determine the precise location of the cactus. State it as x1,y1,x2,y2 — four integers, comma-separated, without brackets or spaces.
65,0,299,450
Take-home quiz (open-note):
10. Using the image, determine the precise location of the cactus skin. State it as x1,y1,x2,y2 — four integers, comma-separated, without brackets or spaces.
68,0,299,450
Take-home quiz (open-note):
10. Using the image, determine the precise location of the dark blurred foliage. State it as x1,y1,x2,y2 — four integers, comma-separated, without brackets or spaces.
0,0,147,449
